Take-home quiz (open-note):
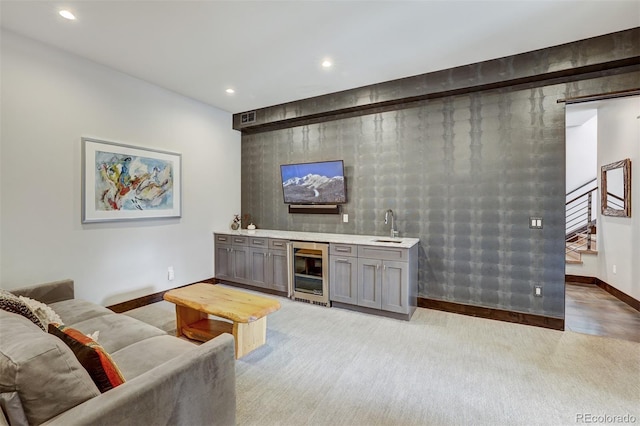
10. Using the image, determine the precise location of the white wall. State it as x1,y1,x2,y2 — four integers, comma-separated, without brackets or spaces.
0,30,241,305
596,96,640,300
566,113,598,193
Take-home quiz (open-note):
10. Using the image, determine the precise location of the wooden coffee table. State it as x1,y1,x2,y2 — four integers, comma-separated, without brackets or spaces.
163,283,281,358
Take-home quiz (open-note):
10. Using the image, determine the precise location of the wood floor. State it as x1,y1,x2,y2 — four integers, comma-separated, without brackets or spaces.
565,282,640,343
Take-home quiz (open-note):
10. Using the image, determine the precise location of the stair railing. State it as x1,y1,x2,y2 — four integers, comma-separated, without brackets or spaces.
566,178,597,253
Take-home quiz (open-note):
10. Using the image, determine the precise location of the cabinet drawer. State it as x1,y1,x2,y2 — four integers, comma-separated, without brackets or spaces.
358,245,408,261
230,236,248,246
215,234,231,244
330,243,358,257
249,237,268,248
269,239,289,251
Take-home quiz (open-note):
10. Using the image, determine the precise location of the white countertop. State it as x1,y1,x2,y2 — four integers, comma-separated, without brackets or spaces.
214,229,419,248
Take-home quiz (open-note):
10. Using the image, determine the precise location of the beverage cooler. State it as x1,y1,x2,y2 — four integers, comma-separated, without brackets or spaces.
288,241,330,307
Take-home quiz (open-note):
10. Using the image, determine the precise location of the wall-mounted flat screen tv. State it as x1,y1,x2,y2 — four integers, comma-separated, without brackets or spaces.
280,160,347,205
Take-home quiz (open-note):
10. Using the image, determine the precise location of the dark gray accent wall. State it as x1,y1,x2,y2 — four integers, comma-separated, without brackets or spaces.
239,29,640,320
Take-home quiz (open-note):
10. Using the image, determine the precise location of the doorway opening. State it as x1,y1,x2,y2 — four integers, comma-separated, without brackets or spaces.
564,94,640,342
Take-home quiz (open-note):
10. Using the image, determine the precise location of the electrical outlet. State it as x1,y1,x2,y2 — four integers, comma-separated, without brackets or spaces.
613,264,617,274
343,214,349,223
168,266,175,281
534,285,543,297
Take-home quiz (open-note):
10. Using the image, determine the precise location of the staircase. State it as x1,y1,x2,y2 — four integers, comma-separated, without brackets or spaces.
565,179,598,265
566,226,598,264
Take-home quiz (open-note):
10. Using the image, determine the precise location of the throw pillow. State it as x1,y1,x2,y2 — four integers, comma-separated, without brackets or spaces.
48,323,126,392
18,295,63,328
0,289,45,330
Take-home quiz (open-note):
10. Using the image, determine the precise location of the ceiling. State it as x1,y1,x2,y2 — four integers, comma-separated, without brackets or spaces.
1,1,638,114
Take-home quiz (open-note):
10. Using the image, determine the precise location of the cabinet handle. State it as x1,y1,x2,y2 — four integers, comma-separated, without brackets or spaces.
335,247,350,252
234,238,243,243
336,258,350,263
273,242,284,247
376,263,380,270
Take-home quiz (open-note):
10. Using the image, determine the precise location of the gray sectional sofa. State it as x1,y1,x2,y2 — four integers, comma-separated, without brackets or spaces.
0,279,236,426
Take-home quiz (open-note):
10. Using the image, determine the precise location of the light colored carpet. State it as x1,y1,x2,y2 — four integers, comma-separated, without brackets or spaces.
128,292,640,426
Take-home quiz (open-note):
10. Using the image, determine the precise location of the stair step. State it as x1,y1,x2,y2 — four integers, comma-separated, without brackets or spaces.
565,250,581,260
566,241,596,251
578,249,598,255
574,239,596,245
576,233,597,241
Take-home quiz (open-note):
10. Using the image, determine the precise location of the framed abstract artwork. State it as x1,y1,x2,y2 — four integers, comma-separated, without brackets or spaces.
82,137,182,223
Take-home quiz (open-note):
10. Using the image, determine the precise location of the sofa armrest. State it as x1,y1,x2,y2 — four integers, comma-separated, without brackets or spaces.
10,279,75,304
42,333,236,426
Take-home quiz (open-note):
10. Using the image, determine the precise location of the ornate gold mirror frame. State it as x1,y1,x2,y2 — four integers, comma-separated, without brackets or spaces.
601,158,631,217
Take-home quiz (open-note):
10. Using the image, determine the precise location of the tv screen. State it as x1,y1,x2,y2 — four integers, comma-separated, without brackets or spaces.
280,160,347,205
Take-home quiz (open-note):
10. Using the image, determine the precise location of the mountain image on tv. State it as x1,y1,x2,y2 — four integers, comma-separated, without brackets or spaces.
281,161,346,204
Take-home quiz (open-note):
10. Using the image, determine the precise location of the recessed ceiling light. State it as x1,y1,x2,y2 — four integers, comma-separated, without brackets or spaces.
322,60,332,68
225,88,235,94
59,10,76,20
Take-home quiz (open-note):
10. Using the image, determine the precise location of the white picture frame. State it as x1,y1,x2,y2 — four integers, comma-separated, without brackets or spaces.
82,137,182,223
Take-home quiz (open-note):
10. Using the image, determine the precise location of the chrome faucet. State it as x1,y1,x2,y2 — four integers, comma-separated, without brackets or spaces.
384,209,399,238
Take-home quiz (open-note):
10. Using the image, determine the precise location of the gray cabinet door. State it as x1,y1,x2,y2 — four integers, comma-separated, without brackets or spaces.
214,244,233,280
248,247,269,288
231,245,250,283
269,250,289,292
330,256,358,304
357,258,382,309
381,260,409,314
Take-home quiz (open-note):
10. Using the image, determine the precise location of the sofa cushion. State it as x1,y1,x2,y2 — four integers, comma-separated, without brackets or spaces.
49,299,114,325
0,391,28,426
49,324,126,392
0,311,100,425
70,313,167,353
111,335,197,380
0,290,44,330
8,279,74,304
